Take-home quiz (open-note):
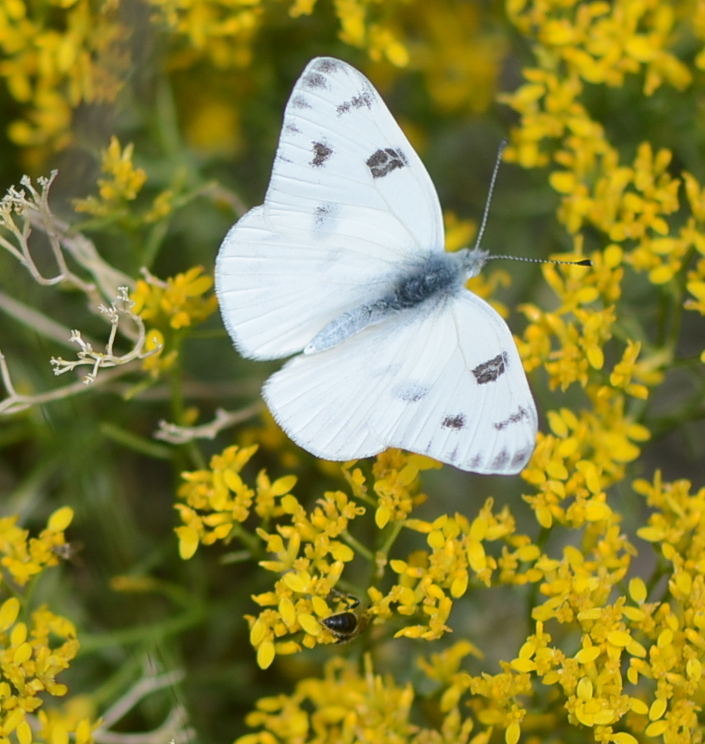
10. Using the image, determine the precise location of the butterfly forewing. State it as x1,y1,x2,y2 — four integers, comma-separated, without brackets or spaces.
267,57,444,256
216,57,444,361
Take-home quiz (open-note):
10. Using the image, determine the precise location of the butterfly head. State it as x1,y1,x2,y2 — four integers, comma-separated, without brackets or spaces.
457,247,490,280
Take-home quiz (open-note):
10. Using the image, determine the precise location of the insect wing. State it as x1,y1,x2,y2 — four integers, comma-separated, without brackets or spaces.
264,291,537,474
216,57,444,361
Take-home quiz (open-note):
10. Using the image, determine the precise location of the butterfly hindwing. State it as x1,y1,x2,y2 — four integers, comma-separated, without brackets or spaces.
263,292,537,475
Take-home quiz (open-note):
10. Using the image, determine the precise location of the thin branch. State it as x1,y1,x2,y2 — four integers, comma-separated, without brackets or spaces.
24,668,195,744
1,173,94,295
0,354,141,415
0,287,163,414
93,707,195,744
1,172,135,329
205,183,249,219
49,287,160,384
98,670,185,729
155,403,263,444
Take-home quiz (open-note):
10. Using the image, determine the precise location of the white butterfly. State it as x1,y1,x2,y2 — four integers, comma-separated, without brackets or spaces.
216,57,538,474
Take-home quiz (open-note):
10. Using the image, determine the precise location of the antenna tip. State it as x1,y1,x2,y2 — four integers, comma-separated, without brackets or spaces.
575,259,592,267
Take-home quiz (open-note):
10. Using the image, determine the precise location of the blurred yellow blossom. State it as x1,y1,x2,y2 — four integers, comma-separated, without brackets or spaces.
0,508,87,744
147,0,261,69
0,0,128,151
407,1,507,113
38,698,98,744
237,656,426,744
132,267,217,330
0,506,75,586
73,137,177,223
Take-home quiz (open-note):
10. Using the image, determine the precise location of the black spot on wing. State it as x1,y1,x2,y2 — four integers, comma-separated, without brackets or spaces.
302,71,327,90
395,382,430,403
472,352,509,385
367,148,408,179
491,449,510,470
337,86,374,116
494,406,531,431
290,94,311,110
314,202,337,229
285,122,301,135
313,58,344,74
311,141,333,167
442,414,465,430
511,449,531,469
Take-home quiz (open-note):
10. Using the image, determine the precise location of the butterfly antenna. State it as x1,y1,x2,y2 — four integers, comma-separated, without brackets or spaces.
475,139,593,268
473,139,507,252
488,254,592,267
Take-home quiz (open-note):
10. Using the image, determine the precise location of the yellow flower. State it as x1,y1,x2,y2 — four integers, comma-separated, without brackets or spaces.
73,137,146,216
131,266,218,333
371,449,437,528
1,0,127,152
411,1,507,113
0,598,80,740
0,507,75,587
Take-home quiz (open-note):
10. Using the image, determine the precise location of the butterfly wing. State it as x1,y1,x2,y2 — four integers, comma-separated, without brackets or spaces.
216,57,444,360
264,291,538,474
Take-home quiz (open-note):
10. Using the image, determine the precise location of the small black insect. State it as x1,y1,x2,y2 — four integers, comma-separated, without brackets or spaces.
320,592,369,644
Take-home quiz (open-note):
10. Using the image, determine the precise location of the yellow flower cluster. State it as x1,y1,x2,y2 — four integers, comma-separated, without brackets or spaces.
0,598,81,744
132,266,217,331
131,265,218,376
495,0,705,512
508,0,690,97
177,444,372,668
237,656,427,744
0,0,127,151
0,507,74,586
502,1,705,305
229,440,705,744
176,444,297,560
0,507,94,744
73,137,175,224
73,137,147,218
502,1,701,288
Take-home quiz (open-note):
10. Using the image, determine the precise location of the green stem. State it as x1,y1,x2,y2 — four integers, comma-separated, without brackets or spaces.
228,521,262,558
341,528,375,563
100,422,172,460
78,602,205,655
